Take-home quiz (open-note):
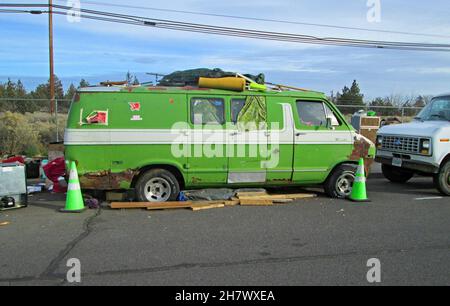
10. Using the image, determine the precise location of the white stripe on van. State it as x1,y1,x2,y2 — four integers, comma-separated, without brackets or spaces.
64,129,354,145
64,103,354,146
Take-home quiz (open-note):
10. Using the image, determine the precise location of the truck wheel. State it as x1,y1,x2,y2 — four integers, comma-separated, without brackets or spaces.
433,161,450,196
381,164,414,183
324,164,357,199
135,169,180,202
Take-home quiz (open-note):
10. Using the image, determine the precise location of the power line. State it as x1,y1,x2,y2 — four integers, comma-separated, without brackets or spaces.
53,0,450,40
1,4,450,52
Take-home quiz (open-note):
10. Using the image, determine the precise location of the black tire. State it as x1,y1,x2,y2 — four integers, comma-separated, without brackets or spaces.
324,164,357,199
381,164,414,183
433,160,450,196
135,169,180,202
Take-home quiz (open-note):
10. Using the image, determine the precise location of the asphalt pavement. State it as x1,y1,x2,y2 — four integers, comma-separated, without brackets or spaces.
0,164,449,286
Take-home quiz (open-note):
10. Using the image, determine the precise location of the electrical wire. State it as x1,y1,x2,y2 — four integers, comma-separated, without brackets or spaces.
1,3,450,52
53,0,450,40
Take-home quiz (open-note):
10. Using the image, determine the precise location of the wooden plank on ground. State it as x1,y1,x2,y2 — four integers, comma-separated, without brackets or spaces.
191,204,225,211
224,200,240,206
236,191,268,198
238,193,316,201
147,201,226,210
239,199,273,206
110,201,193,209
111,200,229,210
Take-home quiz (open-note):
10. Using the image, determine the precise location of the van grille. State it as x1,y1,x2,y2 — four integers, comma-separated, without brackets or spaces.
381,136,420,154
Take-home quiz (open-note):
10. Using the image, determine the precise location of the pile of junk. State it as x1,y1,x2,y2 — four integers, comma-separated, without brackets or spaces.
0,143,67,211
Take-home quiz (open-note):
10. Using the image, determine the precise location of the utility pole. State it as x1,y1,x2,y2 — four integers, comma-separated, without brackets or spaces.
48,0,55,114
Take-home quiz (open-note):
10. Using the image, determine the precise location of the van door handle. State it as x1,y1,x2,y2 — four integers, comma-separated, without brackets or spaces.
264,131,271,137
296,132,306,137
230,132,238,136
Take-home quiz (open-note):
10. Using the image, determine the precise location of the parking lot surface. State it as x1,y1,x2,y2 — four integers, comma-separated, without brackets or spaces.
0,165,449,286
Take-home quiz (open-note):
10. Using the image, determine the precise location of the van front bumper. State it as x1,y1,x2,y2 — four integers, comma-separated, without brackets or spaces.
375,156,440,174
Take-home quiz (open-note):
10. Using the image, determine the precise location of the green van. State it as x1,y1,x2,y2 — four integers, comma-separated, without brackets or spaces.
64,85,375,202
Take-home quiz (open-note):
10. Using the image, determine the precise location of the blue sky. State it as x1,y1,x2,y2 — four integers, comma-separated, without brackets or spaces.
1,0,450,99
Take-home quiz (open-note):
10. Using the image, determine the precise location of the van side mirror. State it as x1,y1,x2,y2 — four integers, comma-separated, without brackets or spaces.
326,117,333,129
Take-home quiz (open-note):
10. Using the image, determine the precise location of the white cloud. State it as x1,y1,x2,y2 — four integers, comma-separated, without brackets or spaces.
387,67,450,75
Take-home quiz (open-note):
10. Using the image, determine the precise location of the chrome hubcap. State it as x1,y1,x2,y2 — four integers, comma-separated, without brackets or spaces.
144,178,171,202
336,172,355,197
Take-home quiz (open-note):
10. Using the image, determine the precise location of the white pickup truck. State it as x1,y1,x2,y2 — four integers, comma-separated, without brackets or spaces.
375,94,450,195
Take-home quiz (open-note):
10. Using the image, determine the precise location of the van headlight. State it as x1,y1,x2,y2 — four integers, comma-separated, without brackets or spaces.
420,139,431,155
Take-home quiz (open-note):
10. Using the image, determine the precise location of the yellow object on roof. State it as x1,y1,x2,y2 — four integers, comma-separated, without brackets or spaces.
199,77,246,92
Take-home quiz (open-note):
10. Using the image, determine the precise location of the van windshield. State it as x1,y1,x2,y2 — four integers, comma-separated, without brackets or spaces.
415,96,450,121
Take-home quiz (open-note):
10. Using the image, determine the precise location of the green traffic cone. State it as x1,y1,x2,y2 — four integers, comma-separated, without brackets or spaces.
349,158,370,202
60,161,86,213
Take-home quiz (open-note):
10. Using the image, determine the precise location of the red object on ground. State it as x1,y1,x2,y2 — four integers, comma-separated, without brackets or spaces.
43,157,67,193
2,156,25,164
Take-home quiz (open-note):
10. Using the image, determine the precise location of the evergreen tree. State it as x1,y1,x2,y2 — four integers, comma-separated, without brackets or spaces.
65,83,77,100
370,97,396,116
336,80,365,115
337,80,364,106
126,71,133,86
132,75,140,85
14,80,35,113
79,79,90,88
29,76,64,111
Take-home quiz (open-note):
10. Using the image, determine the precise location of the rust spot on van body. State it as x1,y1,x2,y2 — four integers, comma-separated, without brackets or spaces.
267,178,293,183
191,177,202,184
79,169,138,190
147,87,168,91
349,137,373,175
182,86,211,91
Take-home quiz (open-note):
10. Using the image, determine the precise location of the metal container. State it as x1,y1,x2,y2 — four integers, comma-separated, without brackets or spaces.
0,163,28,210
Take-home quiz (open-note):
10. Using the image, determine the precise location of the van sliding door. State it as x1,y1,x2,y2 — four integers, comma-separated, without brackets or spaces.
186,95,228,186
227,95,269,184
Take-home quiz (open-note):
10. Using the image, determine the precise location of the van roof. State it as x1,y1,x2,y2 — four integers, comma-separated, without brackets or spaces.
434,93,450,98
77,85,326,99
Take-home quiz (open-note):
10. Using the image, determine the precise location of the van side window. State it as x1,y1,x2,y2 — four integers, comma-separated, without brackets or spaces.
231,98,246,123
296,101,327,127
191,97,225,125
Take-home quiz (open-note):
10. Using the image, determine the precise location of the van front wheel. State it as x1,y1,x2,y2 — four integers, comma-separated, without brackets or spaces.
324,164,357,199
433,160,450,196
135,169,180,202
381,164,414,183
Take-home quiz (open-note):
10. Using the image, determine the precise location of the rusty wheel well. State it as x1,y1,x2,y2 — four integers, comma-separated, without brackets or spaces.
130,164,185,190
325,161,358,182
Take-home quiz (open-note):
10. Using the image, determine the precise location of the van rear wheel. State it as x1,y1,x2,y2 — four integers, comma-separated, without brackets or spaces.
324,164,357,199
433,160,450,196
135,169,180,202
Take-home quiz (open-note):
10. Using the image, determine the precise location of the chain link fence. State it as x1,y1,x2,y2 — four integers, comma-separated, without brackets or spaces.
335,104,424,122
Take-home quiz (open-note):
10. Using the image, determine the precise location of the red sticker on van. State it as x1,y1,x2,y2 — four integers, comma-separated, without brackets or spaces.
129,102,141,111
